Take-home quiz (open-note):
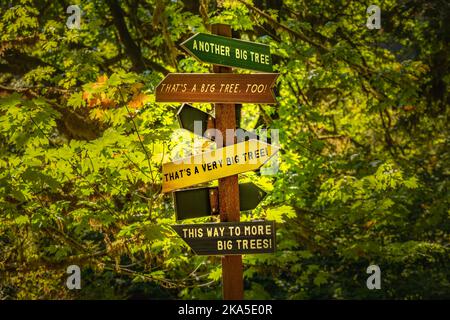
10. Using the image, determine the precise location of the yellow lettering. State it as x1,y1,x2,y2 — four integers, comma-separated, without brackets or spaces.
258,225,263,235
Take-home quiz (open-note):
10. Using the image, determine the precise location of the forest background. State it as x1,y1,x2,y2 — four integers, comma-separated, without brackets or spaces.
0,0,448,299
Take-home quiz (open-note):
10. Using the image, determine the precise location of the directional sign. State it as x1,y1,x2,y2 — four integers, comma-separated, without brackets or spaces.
176,103,211,138
155,73,278,104
181,33,273,72
162,139,279,193
171,221,276,255
173,182,267,220
177,103,270,143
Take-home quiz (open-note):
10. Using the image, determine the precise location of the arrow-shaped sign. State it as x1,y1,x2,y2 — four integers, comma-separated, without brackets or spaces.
155,73,278,104
173,182,267,220
162,139,279,193
172,221,276,255
176,103,270,143
176,103,212,138
181,33,273,72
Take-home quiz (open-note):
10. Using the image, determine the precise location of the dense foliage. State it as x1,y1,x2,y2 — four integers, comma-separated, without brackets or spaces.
0,0,448,299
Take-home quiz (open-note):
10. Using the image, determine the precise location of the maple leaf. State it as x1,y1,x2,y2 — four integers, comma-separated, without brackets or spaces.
82,91,91,101
91,108,105,120
101,98,115,108
97,74,108,84
88,97,101,108
128,93,149,109
92,75,108,90
131,83,144,94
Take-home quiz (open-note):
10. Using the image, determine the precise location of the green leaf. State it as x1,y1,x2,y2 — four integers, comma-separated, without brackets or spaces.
67,91,85,109
266,205,296,223
14,215,30,225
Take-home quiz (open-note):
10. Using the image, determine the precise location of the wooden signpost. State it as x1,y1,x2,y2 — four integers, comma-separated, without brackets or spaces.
212,24,243,300
171,221,276,255
173,182,267,220
154,73,278,104
180,32,273,72
157,24,280,300
162,139,278,193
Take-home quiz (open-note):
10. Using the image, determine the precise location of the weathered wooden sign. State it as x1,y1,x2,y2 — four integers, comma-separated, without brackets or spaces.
162,139,279,193
173,182,267,220
180,32,273,72
171,221,276,255
177,103,270,143
155,73,278,104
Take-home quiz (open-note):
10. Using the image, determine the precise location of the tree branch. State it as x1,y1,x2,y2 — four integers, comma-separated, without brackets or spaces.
106,0,146,72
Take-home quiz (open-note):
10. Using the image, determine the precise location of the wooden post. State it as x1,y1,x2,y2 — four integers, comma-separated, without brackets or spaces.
211,23,244,300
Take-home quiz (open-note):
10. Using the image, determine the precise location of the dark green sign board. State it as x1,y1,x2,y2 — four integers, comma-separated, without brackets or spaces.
181,33,273,72
177,103,210,137
171,220,276,255
177,103,271,144
173,182,266,221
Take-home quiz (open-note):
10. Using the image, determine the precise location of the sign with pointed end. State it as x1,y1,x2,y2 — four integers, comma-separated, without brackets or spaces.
171,221,276,255
177,103,271,144
238,183,267,211
162,139,279,193
173,182,267,220
181,33,273,72
176,103,211,137
155,73,278,104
